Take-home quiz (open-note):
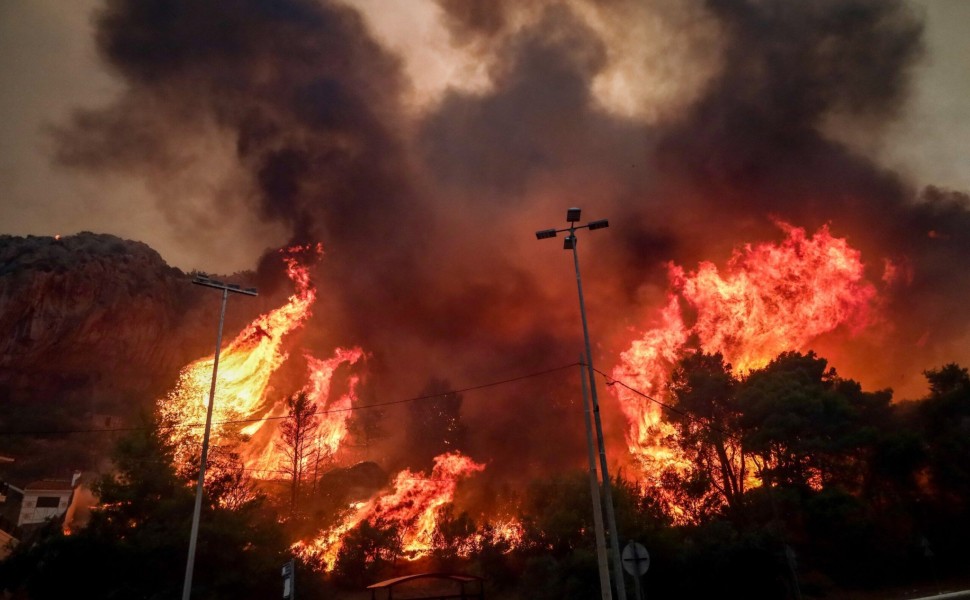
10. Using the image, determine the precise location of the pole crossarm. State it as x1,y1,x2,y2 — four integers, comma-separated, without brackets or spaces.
193,275,258,296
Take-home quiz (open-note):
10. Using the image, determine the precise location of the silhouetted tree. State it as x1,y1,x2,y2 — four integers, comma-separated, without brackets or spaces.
430,506,477,568
669,352,748,514
332,518,402,588
738,351,891,491
920,364,970,501
277,391,320,510
914,364,970,569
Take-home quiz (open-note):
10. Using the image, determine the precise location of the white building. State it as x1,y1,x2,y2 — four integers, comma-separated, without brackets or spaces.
13,474,78,527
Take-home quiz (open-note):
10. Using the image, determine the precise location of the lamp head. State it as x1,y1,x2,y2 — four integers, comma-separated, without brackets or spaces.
563,235,576,250
566,207,582,223
588,219,609,230
536,229,558,240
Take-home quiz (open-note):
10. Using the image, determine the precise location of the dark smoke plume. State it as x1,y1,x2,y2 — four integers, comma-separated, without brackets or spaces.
52,0,970,483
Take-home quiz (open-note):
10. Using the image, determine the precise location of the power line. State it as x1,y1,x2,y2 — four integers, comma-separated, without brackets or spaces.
0,362,580,438
0,359,748,447
589,364,740,440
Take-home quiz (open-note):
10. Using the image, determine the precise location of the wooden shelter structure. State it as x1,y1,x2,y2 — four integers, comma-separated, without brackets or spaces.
366,572,484,600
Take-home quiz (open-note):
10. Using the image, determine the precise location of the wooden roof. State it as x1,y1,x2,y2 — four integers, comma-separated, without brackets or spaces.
366,572,483,590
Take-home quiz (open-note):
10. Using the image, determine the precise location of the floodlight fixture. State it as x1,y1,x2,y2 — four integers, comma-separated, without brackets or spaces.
564,235,576,250
566,207,582,222
588,219,609,231
536,228,558,240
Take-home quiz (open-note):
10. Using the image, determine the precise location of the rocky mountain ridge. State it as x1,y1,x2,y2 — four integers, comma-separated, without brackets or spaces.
0,232,264,480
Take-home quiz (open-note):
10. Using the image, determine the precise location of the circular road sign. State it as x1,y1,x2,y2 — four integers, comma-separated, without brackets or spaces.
622,541,650,576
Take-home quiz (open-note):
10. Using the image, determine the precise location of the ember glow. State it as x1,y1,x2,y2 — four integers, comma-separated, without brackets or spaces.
612,224,879,509
159,244,322,466
295,452,488,569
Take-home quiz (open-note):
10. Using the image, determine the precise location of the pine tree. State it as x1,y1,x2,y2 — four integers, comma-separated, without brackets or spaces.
276,391,320,511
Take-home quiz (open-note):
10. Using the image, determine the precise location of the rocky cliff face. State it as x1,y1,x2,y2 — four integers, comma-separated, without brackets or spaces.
0,233,262,479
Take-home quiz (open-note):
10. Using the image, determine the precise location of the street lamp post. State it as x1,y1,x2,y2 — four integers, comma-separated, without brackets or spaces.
536,208,627,600
181,275,257,600
580,352,613,600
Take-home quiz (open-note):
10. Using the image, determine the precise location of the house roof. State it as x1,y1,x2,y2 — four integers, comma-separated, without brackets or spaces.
367,572,484,590
24,480,74,492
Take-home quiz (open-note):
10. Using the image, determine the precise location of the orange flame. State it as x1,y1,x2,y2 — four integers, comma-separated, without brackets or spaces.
680,222,875,373
156,246,513,564
305,349,365,458
485,519,524,548
160,244,322,466
612,223,877,514
239,346,365,476
295,452,487,569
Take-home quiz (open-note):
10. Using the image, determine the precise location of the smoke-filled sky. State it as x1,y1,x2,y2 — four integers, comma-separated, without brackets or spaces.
3,0,970,443
2,1,969,266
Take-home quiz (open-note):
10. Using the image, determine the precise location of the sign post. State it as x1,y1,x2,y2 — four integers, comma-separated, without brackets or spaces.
282,559,295,599
621,541,650,600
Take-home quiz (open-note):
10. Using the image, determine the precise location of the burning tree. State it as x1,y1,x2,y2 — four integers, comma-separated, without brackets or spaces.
667,352,748,518
160,244,322,468
658,350,893,520
277,391,323,510
736,351,893,491
613,223,881,519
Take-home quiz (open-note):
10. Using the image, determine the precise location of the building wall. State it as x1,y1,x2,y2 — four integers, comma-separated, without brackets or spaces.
17,491,72,527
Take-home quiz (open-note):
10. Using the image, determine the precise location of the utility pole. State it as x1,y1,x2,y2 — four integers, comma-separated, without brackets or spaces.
181,275,257,600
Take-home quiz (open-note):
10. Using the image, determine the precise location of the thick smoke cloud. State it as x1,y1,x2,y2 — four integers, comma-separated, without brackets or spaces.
57,0,433,354
658,0,922,212
53,0,970,483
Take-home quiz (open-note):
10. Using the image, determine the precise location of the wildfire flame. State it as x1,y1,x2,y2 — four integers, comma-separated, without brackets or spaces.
304,349,365,458
612,223,878,513
295,452,489,569
240,347,365,476
160,244,322,466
